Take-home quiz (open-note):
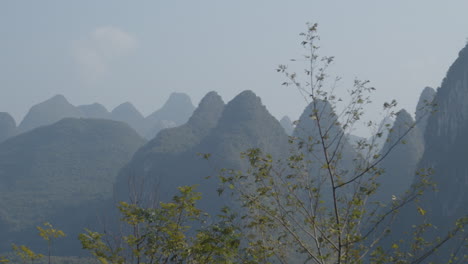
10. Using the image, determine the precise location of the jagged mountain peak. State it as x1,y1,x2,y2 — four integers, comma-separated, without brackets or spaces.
374,108,424,202
280,115,292,123
293,99,338,139
441,43,468,88
0,112,16,126
395,108,412,122
382,109,417,146
421,86,436,96
78,103,110,119
112,102,141,115
17,94,83,134
36,94,69,107
415,87,436,134
218,90,266,123
146,92,194,119
187,91,224,126
164,92,193,107
202,90,289,167
143,93,195,139
280,115,294,135
50,94,66,100
425,43,468,142
197,91,223,107
0,112,16,143
110,102,145,136
137,91,225,156
230,90,259,102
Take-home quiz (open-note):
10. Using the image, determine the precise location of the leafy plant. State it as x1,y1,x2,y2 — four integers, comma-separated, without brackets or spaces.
37,222,66,264
80,186,242,264
11,244,43,264
217,23,466,263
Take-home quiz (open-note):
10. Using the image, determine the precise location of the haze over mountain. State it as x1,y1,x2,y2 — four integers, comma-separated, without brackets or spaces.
143,92,196,139
382,44,468,262
415,86,436,135
110,102,146,136
77,103,111,119
293,100,359,178
416,44,468,225
136,91,224,157
0,118,145,253
373,109,424,202
0,112,16,143
116,90,289,214
280,115,294,135
14,92,195,141
17,95,84,134
413,44,468,243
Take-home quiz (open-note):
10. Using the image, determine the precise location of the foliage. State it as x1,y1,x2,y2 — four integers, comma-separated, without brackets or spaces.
12,244,44,264
37,222,66,243
215,23,466,263
37,222,66,264
3,22,466,264
1,224,69,264
80,186,242,264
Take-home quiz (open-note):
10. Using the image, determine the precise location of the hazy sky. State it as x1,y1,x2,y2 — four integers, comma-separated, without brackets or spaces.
1,1,468,136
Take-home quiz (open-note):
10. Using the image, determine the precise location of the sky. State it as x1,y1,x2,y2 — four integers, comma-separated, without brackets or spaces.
1,1,468,137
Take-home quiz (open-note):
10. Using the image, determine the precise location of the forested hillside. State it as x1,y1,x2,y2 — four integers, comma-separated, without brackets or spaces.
0,118,145,254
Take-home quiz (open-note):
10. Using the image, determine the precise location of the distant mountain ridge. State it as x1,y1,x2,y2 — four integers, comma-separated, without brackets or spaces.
17,95,84,134
115,90,289,214
110,102,146,135
78,103,111,119
144,92,195,139
0,112,16,143
415,86,436,138
374,109,424,202
280,115,294,135
14,92,196,139
293,100,359,177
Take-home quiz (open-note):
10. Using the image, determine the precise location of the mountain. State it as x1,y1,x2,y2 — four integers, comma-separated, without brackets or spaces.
0,112,16,143
415,86,436,135
136,91,224,157
367,116,394,154
115,90,289,214
414,44,468,239
293,100,359,180
77,103,110,119
0,118,145,253
110,102,146,136
280,115,294,135
144,92,195,139
386,44,468,261
346,133,367,156
373,109,424,202
17,95,84,134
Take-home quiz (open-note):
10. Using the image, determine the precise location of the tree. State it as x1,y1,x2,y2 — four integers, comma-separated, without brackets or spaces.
218,23,467,263
79,186,242,264
11,244,44,264
80,23,466,263
37,222,66,264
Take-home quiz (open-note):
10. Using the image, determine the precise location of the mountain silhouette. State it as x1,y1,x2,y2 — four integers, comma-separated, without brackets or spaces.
0,118,145,254
17,95,83,134
0,112,16,143
144,92,195,139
